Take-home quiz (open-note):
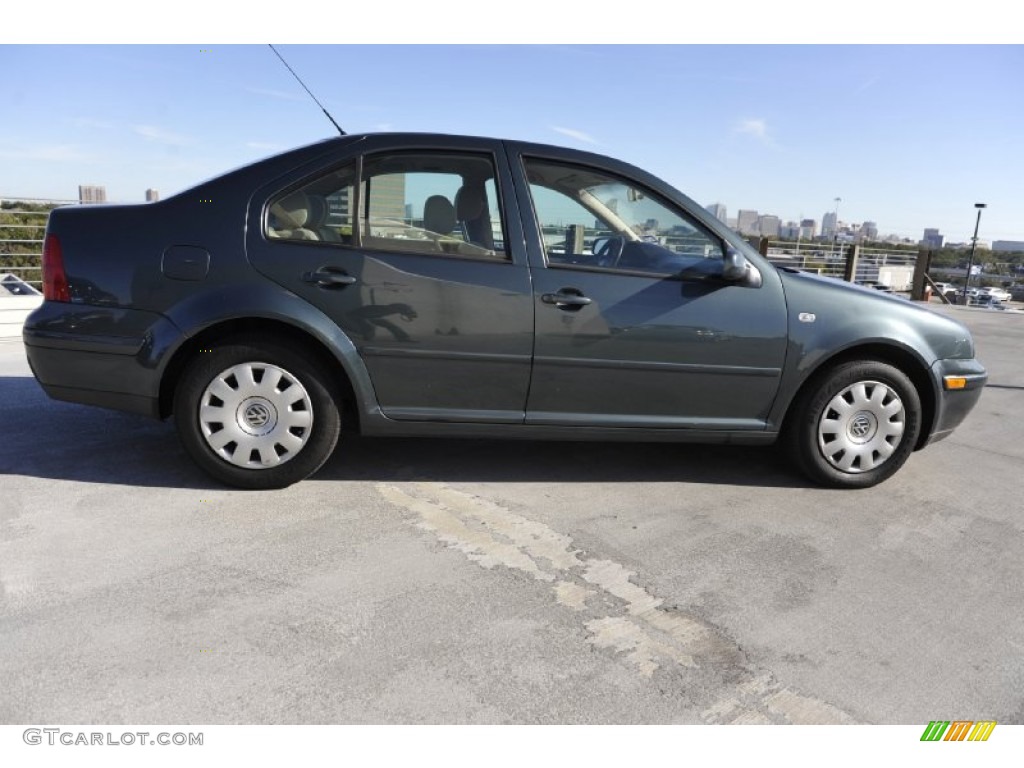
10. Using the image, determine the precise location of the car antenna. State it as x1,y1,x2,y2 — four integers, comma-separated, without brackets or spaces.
268,44,345,136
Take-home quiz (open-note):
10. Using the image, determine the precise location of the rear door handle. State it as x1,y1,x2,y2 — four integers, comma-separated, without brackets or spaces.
542,291,592,309
302,267,357,288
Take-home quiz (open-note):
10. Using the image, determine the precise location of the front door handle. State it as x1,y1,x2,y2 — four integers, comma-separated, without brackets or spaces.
542,290,592,309
302,267,357,288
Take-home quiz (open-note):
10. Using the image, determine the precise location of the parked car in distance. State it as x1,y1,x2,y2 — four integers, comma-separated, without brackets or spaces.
969,294,1006,310
860,281,895,294
978,286,1011,302
23,132,988,490
1,273,43,297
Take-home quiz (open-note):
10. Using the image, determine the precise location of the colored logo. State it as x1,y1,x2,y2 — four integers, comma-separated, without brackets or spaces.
920,720,996,741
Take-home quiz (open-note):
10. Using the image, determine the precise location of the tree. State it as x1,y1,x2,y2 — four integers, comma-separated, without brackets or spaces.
0,201,58,286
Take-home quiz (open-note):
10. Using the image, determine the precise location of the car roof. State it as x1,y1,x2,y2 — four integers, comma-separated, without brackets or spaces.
186,131,625,192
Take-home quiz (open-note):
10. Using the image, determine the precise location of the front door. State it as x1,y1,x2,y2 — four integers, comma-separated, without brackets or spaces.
513,151,789,430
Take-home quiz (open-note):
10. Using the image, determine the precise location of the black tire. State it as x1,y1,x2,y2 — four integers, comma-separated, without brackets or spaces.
786,360,922,489
173,338,341,489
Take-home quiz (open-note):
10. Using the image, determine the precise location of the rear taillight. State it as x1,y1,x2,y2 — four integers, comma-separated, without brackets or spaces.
42,234,70,302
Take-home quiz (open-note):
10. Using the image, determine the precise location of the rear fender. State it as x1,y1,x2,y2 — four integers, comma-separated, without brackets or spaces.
160,282,379,415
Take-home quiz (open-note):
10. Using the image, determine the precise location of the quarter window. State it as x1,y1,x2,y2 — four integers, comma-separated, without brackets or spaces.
266,162,357,244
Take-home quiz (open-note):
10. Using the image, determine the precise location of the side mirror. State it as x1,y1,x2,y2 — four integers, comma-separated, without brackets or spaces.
723,248,749,281
721,247,762,287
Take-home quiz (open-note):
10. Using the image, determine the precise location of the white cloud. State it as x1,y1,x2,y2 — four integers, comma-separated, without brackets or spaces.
70,117,114,130
856,74,881,93
245,86,303,101
735,118,768,140
551,125,600,145
133,125,192,146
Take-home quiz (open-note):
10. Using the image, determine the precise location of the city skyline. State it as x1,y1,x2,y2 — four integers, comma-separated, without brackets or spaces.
706,201,922,245
34,185,967,248
2,44,1021,243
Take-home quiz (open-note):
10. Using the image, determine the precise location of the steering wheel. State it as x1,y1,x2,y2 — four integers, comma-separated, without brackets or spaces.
594,236,626,268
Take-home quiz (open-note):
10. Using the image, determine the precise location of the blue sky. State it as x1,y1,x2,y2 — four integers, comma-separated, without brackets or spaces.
2,43,1022,243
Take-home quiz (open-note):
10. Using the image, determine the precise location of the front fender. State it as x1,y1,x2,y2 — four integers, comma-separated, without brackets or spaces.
769,271,973,432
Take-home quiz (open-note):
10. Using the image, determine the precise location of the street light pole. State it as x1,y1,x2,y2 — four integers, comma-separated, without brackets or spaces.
830,197,841,260
795,213,803,263
962,203,987,303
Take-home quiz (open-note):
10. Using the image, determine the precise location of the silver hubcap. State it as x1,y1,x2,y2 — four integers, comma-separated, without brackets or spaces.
198,362,313,469
817,380,905,474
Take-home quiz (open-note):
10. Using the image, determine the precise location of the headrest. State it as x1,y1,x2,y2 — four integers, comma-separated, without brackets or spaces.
456,185,486,221
305,194,329,228
270,191,310,229
423,195,456,235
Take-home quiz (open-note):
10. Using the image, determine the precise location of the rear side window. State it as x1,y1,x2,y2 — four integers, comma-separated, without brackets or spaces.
359,152,508,260
265,152,508,261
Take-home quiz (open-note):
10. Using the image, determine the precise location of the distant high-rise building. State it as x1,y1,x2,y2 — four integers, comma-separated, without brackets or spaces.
800,218,817,239
993,240,1024,252
78,185,106,204
736,209,759,236
705,203,727,223
822,211,838,238
758,215,780,238
145,188,159,202
366,173,406,225
326,188,353,228
780,221,801,240
922,228,944,249
861,221,878,241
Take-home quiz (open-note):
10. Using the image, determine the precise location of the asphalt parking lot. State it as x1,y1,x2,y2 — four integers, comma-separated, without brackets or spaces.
1,305,1022,725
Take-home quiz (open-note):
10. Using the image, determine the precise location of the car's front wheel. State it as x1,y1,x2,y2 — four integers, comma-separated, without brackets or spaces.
173,339,341,489
787,360,922,488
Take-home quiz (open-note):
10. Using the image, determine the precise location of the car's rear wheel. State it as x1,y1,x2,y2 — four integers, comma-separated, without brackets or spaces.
787,360,922,488
173,340,341,489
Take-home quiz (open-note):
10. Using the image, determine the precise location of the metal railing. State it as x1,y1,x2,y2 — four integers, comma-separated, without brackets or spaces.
0,197,72,290
852,245,918,288
762,239,920,290
762,241,847,279
4,201,1006,303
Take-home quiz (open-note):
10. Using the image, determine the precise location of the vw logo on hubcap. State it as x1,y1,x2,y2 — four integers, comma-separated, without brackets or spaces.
245,403,271,428
848,412,875,441
236,396,278,436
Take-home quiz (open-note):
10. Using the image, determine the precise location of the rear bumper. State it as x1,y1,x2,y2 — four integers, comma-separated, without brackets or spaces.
923,357,987,446
25,342,161,417
23,302,183,418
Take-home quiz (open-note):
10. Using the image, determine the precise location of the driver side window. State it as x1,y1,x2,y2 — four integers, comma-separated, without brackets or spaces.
523,158,722,275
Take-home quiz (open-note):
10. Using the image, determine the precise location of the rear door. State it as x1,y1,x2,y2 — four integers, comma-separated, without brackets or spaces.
508,145,789,430
246,135,534,423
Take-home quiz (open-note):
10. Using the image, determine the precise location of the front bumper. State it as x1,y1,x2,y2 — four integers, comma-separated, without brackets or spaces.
924,357,987,446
